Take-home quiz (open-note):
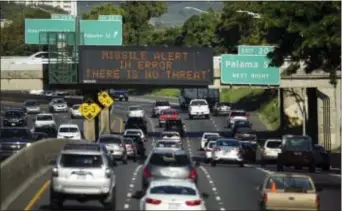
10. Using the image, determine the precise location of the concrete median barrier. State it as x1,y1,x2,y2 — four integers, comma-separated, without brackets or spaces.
0,138,79,210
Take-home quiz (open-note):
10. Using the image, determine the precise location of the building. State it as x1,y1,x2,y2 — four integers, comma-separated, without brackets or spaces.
11,0,77,16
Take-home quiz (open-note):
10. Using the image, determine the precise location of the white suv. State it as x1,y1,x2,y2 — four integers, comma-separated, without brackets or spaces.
188,99,210,119
50,143,116,210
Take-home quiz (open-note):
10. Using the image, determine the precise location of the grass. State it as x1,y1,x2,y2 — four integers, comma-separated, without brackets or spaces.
257,97,280,131
148,89,180,97
220,88,264,103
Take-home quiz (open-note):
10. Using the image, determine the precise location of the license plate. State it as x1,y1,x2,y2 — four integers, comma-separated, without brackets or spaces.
77,175,86,180
11,123,15,126
168,203,180,209
294,152,302,156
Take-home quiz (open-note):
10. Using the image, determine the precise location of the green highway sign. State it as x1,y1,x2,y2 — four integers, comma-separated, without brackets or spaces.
98,15,122,22
25,19,75,44
80,20,122,45
221,54,280,85
238,45,275,56
51,14,75,20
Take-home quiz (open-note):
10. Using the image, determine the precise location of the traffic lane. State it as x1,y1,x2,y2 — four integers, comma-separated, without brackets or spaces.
187,137,341,211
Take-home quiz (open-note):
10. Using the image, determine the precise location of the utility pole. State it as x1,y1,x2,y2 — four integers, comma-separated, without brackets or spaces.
302,88,307,136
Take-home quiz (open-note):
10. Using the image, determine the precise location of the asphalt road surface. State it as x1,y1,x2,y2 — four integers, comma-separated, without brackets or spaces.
3,100,341,211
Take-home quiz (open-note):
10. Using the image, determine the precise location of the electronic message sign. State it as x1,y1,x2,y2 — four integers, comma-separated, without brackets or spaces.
78,46,213,86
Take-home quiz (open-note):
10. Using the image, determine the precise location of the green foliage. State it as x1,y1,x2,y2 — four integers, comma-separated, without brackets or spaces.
82,3,124,20
257,98,280,131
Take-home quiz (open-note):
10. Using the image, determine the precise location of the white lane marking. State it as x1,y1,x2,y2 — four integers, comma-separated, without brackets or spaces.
199,166,226,211
211,118,219,131
124,165,142,209
147,117,155,144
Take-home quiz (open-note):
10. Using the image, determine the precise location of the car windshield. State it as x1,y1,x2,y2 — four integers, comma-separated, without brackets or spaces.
149,153,190,167
285,137,311,150
156,101,170,106
217,140,240,147
4,111,23,118
150,186,196,196
127,118,144,126
266,176,314,191
190,101,207,106
236,126,253,133
59,127,78,133
218,103,230,107
155,141,179,148
129,106,142,111
267,141,282,148
25,101,37,106
98,137,122,144
37,115,53,121
0,128,31,139
54,99,65,104
231,111,246,117
161,110,177,115
60,154,103,168
235,120,249,126
34,127,57,136
124,135,142,144
72,105,80,109
204,134,219,139
166,121,182,128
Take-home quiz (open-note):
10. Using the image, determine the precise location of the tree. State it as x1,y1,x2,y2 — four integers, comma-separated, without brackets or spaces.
180,9,221,52
147,27,182,46
257,2,341,84
82,3,124,20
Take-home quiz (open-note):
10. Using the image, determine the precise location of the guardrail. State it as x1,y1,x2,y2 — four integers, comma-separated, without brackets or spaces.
0,138,79,210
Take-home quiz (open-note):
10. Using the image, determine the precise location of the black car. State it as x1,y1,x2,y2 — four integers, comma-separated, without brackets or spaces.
233,125,257,142
313,144,330,171
124,134,146,157
109,89,128,101
33,125,58,138
2,110,27,127
124,117,147,134
164,119,185,137
0,127,36,160
240,141,257,163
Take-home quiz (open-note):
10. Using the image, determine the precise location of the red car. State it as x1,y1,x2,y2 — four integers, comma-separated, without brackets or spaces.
158,109,179,127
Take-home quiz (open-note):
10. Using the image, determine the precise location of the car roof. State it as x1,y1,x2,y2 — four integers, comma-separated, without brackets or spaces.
156,139,179,143
129,105,142,108
151,148,186,155
52,98,64,100
162,131,180,134
231,110,246,112
149,179,197,189
125,129,143,132
265,172,312,179
203,132,220,136
37,113,53,116
62,143,105,154
1,127,29,130
61,150,104,155
100,134,122,138
59,124,79,128
216,138,238,142
266,139,281,142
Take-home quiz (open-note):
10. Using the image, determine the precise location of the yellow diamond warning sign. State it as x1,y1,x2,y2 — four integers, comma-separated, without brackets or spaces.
79,102,102,121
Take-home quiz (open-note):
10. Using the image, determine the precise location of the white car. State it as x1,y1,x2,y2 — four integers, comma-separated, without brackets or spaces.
127,106,145,118
153,139,182,150
203,140,216,163
124,129,145,141
200,132,220,149
152,100,171,117
48,98,68,113
70,104,82,118
34,113,56,128
139,179,207,210
188,99,210,119
57,124,81,140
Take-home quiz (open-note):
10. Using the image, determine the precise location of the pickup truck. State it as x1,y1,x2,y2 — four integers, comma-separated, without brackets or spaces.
188,99,210,119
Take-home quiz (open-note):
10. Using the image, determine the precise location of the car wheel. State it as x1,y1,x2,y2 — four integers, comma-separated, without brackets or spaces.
119,98,122,101
50,188,63,210
239,162,244,167
122,155,128,164
125,97,128,101
204,159,209,164
188,114,193,120
260,158,266,167
206,115,210,119
103,186,116,211
276,163,283,171
133,156,137,163
322,164,330,171
211,160,216,167
159,123,162,128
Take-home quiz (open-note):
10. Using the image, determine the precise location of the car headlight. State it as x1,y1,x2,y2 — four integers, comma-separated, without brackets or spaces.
26,143,31,147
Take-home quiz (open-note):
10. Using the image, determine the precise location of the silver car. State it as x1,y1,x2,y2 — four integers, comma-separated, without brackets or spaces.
49,98,68,113
123,137,137,162
211,138,244,167
23,100,41,114
141,149,198,190
97,134,128,164
50,143,116,210
153,139,183,150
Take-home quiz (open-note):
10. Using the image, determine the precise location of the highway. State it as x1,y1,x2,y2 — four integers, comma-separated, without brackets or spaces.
2,99,341,211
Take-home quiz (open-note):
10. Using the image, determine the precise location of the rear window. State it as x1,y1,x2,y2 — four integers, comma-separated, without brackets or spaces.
156,101,170,106
155,141,179,148
161,110,177,115
59,127,78,133
60,154,103,168
266,176,314,191
236,126,253,133
37,115,53,121
217,140,240,147
204,134,219,139
190,100,207,106
72,105,80,109
285,137,311,150
231,111,246,117
129,106,141,111
124,135,142,143
127,118,144,125
54,99,65,104
149,153,190,167
98,137,122,144
266,141,282,148
205,141,216,148
126,131,141,136
150,186,196,196
25,101,37,106
124,138,133,144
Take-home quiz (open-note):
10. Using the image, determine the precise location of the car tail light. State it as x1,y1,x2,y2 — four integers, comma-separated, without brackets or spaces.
263,193,267,202
205,148,212,152
145,198,161,205
52,167,58,177
188,168,197,179
120,144,123,148
186,200,201,206
105,168,111,178
143,166,151,178
315,195,320,205
214,148,221,152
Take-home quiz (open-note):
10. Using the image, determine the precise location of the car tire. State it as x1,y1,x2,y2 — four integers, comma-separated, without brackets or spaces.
260,158,266,167
122,156,128,164
103,186,116,210
50,188,63,210
159,123,162,128
119,98,122,101
125,97,128,101
189,114,193,120
239,162,244,167
276,163,283,171
322,164,330,171
206,115,210,119
211,161,216,167
133,156,137,163
204,159,210,164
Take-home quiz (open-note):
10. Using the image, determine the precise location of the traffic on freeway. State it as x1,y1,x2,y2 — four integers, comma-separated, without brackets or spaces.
1,97,340,211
